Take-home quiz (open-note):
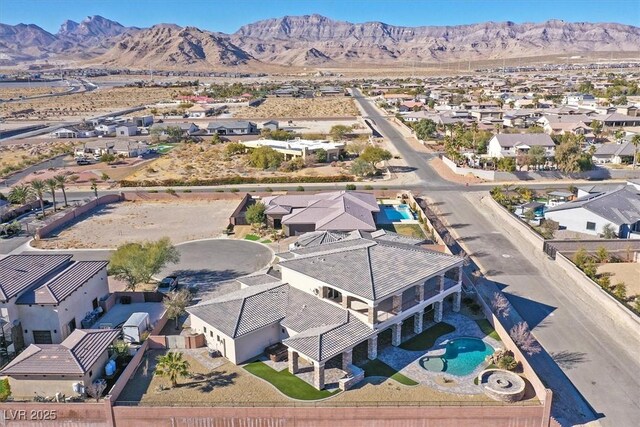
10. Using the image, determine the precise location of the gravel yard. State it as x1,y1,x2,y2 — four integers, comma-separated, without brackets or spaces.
33,199,238,249
232,97,359,119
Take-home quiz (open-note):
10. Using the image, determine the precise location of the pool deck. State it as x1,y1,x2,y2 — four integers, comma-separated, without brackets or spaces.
378,311,503,395
376,203,419,225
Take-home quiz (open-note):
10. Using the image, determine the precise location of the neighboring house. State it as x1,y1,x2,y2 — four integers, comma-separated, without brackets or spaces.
207,120,258,135
188,235,464,389
0,254,109,351
487,134,556,158
0,329,119,398
403,111,439,123
616,105,638,117
50,127,79,138
545,185,640,238
116,123,138,138
186,104,208,119
537,114,594,134
150,122,199,136
94,124,117,136
592,141,636,164
261,191,380,236
75,140,148,158
262,120,279,131
241,138,344,161
133,115,154,127
288,229,426,251
594,113,640,128
563,93,597,108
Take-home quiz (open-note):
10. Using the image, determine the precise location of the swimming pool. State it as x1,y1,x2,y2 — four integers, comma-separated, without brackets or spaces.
419,338,494,376
379,204,415,222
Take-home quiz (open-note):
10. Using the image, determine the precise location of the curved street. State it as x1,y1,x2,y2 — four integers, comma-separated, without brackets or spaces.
352,88,640,426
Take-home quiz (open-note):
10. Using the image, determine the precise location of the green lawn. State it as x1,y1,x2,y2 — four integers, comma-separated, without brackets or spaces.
399,322,455,351
359,359,418,386
0,378,10,401
244,234,260,241
243,361,338,400
378,223,425,239
475,319,501,341
260,239,272,244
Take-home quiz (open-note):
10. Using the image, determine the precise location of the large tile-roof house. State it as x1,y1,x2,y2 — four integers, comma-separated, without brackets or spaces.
262,191,380,236
545,185,640,238
487,133,556,158
188,235,464,389
0,328,119,398
0,254,109,351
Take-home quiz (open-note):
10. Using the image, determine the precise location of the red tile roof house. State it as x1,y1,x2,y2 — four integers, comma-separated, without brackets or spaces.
0,329,119,399
0,254,110,351
187,233,465,390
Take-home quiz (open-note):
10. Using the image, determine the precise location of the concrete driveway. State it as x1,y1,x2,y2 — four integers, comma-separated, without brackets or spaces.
157,239,273,294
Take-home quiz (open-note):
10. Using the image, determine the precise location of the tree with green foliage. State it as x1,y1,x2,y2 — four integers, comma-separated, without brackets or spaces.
496,157,516,172
45,178,58,212
555,138,592,173
613,282,627,300
225,142,245,156
595,246,610,263
8,184,33,205
540,219,559,239
29,179,47,216
165,126,184,144
413,119,437,141
632,134,640,169
163,289,192,330
601,223,617,239
155,351,190,388
100,153,116,163
329,125,352,141
590,120,603,142
249,146,284,169
350,158,376,177
210,133,223,144
54,174,69,207
573,247,590,269
261,128,296,141
360,146,392,171
529,146,547,171
245,202,266,225
108,237,180,291
315,148,327,163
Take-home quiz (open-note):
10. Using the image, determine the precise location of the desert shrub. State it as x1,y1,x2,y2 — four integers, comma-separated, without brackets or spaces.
345,184,357,190
225,142,245,156
296,186,305,192
497,354,518,370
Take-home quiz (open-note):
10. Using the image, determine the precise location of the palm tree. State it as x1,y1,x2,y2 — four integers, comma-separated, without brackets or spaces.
29,179,47,216
8,184,33,205
54,174,69,207
45,178,58,212
90,178,98,199
155,351,190,388
632,134,640,169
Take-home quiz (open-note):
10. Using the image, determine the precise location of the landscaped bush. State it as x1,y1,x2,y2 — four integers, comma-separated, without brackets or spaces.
0,378,10,401
120,175,353,187
345,184,357,190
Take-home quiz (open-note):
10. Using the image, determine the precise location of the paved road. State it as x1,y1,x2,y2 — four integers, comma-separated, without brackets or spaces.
352,89,640,426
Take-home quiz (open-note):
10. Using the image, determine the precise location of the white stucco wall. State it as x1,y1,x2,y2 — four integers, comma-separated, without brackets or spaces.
18,269,109,345
545,208,618,237
190,314,280,364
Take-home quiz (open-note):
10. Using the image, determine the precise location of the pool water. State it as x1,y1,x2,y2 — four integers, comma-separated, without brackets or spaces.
379,204,415,222
419,338,494,376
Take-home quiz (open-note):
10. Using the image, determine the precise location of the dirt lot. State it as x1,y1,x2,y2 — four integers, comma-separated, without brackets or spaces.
0,141,74,177
0,86,179,120
124,142,352,183
597,263,640,297
0,85,69,100
232,97,359,119
32,199,238,249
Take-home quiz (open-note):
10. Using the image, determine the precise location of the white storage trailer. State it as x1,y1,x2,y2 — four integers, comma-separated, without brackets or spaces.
122,312,150,343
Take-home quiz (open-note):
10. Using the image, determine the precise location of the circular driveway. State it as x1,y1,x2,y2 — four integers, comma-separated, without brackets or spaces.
158,239,273,290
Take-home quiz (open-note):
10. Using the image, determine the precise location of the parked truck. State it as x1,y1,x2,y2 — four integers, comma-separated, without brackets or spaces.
122,312,150,343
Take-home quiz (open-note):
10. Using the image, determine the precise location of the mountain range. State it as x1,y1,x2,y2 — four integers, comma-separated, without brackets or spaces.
1,14,639,69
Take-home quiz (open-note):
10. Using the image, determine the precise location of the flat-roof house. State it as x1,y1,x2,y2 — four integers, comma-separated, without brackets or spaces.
188,235,464,389
0,254,109,351
242,138,344,161
94,123,117,136
207,120,258,135
0,328,119,398
133,115,154,127
116,123,138,138
261,191,380,236
545,185,640,238
487,134,556,158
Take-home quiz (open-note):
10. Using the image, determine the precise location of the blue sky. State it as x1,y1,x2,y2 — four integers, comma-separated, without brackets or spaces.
2,0,639,33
